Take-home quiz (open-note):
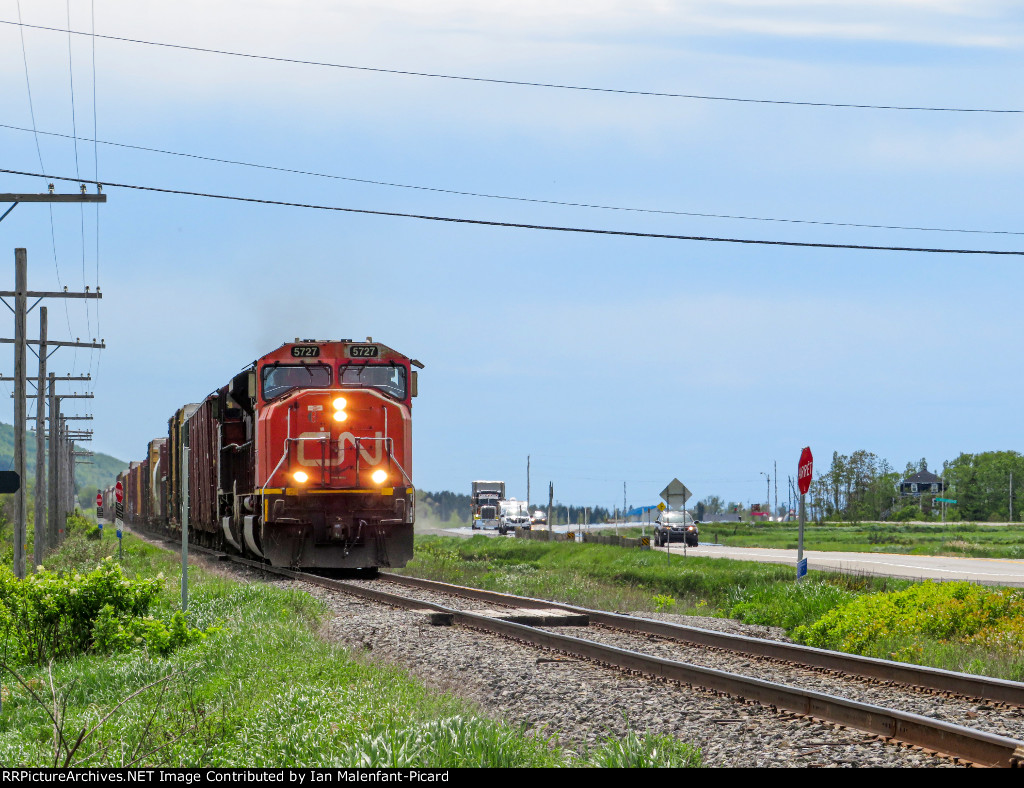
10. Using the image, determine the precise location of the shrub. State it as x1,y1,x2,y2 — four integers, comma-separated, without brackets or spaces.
726,580,857,630
794,581,1024,657
92,607,218,656
0,559,213,665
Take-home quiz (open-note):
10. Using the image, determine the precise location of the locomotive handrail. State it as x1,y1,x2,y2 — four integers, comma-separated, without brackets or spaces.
259,434,329,499
220,440,253,451
354,435,413,488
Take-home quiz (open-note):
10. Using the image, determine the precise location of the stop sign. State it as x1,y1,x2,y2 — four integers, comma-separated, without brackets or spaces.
115,481,123,503
797,447,813,495
96,492,102,507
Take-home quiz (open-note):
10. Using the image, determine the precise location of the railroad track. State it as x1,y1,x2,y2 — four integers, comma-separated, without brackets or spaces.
136,527,1024,767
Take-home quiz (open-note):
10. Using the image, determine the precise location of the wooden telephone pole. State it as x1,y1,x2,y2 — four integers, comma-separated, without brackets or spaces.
1,249,103,576
1,186,105,577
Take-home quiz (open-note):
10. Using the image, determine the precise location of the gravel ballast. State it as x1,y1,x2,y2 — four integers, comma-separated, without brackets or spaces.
278,573,961,768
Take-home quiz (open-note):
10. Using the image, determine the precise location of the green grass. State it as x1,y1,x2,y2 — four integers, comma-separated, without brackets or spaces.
400,535,1024,681
615,521,1024,559
0,531,702,768
401,535,900,616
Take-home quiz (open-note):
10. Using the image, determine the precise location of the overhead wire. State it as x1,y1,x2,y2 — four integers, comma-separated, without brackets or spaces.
0,18,1020,115
65,0,86,380
13,0,75,363
2,167,1022,256
88,0,101,399
0,122,1020,238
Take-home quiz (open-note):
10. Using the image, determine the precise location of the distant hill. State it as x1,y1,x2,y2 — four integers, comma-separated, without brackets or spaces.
0,422,128,505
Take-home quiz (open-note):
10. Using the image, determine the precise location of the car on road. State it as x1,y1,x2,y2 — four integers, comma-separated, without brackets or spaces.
654,510,698,547
499,499,531,535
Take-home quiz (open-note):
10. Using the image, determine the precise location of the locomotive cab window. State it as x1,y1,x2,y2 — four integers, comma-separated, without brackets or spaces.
338,363,407,400
261,363,332,401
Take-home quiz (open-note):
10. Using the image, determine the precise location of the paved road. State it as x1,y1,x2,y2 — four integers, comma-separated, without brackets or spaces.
419,523,1024,587
653,542,1024,587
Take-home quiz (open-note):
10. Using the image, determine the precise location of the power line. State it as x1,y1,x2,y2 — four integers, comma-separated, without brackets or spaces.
0,18,1019,115
13,1,75,343
2,167,1022,256
88,0,101,396
65,0,92,363
1,123,1020,238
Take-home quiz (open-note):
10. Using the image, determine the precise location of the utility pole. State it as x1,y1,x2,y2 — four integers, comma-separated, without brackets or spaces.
48,374,57,550
33,306,46,568
526,455,530,510
12,250,26,577
1,249,103,574
0,185,106,575
46,392,93,547
5,386,94,550
547,482,553,533
774,460,778,518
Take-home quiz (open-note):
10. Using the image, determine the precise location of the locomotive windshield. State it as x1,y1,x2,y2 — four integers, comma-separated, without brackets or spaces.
338,363,407,400
261,363,332,400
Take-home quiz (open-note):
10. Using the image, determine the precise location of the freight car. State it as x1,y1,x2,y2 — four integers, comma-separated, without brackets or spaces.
105,338,422,571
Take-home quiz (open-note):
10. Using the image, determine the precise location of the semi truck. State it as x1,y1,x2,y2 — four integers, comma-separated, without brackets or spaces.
471,480,505,531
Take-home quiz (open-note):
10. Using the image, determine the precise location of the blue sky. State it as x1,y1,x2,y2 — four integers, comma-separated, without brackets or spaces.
1,1,1023,512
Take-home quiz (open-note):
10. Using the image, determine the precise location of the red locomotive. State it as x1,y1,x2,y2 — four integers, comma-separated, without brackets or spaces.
109,338,422,571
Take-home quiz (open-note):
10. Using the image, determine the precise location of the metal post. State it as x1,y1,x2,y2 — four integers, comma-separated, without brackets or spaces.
32,307,46,568
798,493,806,581
181,443,189,612
666,509,670,563
12,250,26,578
526,455,530,511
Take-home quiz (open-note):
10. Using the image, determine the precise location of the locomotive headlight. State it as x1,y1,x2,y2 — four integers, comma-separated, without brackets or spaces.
293,471,309,484
332,397,347,410
333,410,348,422
371,469,388,485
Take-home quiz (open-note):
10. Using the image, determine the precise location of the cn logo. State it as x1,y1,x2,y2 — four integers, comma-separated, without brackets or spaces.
297,432,384,467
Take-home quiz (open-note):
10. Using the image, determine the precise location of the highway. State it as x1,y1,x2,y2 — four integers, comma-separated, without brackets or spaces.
652,542,1024,587
432,523,1024,587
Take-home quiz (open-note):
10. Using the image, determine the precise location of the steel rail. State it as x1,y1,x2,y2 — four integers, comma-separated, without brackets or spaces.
379,572,1024,708
261,563,1024,767
130,529,1024,766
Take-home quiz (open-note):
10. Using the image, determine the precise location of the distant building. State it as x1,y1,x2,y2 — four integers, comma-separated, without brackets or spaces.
898,469,946,496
